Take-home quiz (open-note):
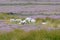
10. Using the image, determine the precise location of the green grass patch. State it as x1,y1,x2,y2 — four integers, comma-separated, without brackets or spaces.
0,13,19,20
0,29,60,40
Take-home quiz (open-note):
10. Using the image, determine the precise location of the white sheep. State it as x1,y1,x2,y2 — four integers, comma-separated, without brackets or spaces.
31,19,36,23
25,17,32,23
25,17,36,23
10,17,36,25
19,20,27,24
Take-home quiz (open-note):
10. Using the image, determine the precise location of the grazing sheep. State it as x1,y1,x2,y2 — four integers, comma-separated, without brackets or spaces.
25,17,32,23
25,17,36,23
10,17,36,25
31,19,36,23
19,20,27,25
